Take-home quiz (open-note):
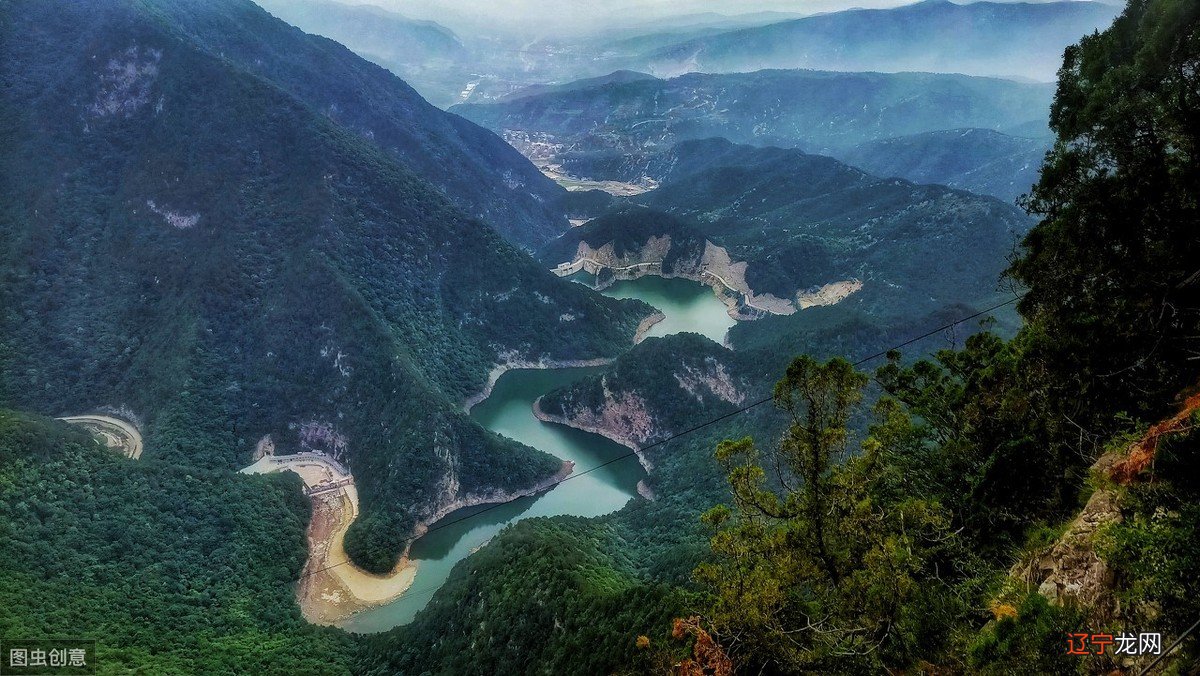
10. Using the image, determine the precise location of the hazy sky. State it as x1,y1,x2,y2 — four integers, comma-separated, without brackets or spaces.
358,0,916,36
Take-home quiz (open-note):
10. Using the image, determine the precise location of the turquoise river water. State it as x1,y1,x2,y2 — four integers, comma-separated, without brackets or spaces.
339,275,731,633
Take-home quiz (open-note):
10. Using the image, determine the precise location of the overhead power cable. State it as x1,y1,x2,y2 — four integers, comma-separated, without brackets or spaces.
299,293,1023,590
1137,616,1200,675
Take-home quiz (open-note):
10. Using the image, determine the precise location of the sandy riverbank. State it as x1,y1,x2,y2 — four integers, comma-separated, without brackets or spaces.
240,454,418,625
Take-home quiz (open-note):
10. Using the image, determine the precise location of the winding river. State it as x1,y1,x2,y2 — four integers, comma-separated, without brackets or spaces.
339,276,731,633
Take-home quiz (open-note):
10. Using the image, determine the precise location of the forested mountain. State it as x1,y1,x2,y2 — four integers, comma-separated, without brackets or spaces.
545,139,1031,312
154,0,569,249
838,128,1052,203
4,0,1198,673
252,0,472,107
639,0,1121,81
511,1,1200,672
0,410,357,672
0,0,651,573
537,333,751,451
453,68,1054,160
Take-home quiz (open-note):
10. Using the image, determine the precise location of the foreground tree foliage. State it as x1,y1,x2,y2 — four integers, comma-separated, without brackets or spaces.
694,0,1200,672
1012,0,1200,429
697,357,969,672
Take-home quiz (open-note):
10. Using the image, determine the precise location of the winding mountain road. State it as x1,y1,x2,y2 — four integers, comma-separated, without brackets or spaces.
59,415,143,459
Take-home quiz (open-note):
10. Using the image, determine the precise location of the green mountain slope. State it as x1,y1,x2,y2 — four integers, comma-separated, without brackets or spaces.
0,410,357,673
0,0,651,571
544,139,1031,314
838,128,1052,204
152,0,568,249
360,518,690,675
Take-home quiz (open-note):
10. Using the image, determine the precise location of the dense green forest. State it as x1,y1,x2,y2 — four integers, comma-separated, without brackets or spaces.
538,333,750,449
0,0,653,573
381,0,1200,672
687,0,1200,671
1,0,1196,673
357,518,694,674
541,138,1032,302
0,410,356,674
838,128,1052,203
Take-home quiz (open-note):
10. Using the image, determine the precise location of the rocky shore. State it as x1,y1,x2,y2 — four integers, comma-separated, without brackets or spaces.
532,396,653,473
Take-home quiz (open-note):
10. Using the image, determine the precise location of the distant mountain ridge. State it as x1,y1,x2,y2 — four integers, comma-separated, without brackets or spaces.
543,138,1032,311
639,0,1122,81
839,128,1052,203
252,0,478,109
454,68,1054,164
498,70,659,103
254,0,466,62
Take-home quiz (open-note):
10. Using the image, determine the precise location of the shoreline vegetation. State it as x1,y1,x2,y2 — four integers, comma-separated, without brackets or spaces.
531,396,653,473
242,451,576,626
240,311,656,627
552,250,862,321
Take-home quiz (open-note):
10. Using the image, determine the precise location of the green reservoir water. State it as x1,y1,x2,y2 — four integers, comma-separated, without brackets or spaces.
597,275,736,345
339,367,645,633
339,275,734,633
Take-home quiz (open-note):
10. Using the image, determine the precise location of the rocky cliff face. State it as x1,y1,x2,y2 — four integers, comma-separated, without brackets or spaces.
405,460,576,556
1012,487,1123,620
1,0,647,573
1012,392,1200,624
533,392,654,471
534,340,749,473
552,236,861,320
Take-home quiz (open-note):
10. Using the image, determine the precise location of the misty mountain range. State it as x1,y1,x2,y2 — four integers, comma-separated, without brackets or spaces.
634,0,1121,81
452,65,1060,202
252,0,1117,106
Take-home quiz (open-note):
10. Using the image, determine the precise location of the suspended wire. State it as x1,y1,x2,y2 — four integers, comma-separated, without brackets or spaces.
298,293,1024,588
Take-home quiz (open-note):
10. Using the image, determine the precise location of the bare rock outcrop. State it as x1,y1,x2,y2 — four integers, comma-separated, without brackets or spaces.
1013,488,1123,620
552,236,861,319
90,45,161,119
1014,390,1200,622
